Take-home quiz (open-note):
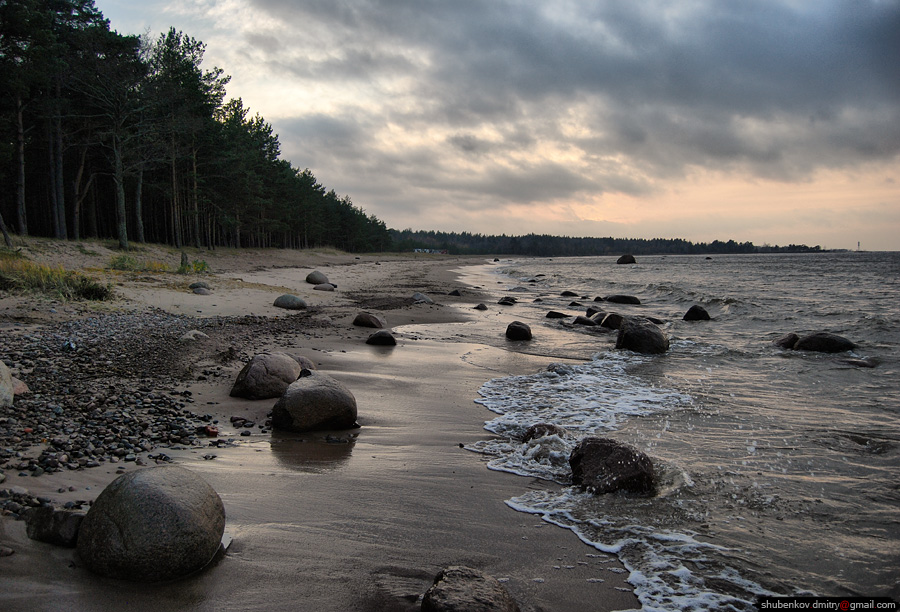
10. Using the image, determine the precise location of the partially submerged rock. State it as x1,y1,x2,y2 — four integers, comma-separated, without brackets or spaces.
570,437,656,495
230,352,308,400
617,254,636,264
77,466,226,582
271,370,358,432
505,321,532,341
793,332,856,353
523,423,569,443
683,305,711,321
616,318,669,354
422,566,520,612
605,294,641,305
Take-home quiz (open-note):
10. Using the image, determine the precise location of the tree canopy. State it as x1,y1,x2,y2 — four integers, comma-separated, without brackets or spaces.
0,0,390,251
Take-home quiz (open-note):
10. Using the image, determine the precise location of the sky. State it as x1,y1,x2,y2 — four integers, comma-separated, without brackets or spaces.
95,0,900,251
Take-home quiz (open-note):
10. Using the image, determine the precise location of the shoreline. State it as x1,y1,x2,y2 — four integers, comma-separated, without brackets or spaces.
1,240,638,612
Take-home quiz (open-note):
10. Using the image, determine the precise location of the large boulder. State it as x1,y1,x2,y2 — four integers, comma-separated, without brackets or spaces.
597,312,626,330
353,312,386,328
273,294,307,310
793,332,856,353
569,437,656,495
616,254,636,264
774,332,800,349
271,370,358,432
505,321,532,341
306,270,329,285
616,318,669,354
77,466,225,582
422,566,520,612
0,361,13,408
230,352,309,400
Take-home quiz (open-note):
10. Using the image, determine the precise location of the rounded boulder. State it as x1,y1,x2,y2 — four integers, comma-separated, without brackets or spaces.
306,270,329,285
273,294,307,310
422,566,520,612
271,370,358,432
76,466,225,582
505,321,532,341
616,318,669,354
230,352,308,400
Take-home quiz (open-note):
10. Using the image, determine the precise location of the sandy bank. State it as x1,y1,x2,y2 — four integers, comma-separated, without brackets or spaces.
1,239,638,611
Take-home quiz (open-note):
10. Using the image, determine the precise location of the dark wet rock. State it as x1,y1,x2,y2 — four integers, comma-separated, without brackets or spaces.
573,315,598,326
366,330,397,346
77,466,225,582
474,303,488,311
643,315,666,325
793,332,856,353
774,333,800,349
561,290,578,297
683,305,711,321
422,565,520,612
412,292,434,304
569,437,656,495
523,423,569,443
188,281,210,290
448,289,462,296
616,318,669,354
25,506,86,547
306,270,329,285
545,311,568,319
498,296,517,306
273,294,307,310
313,283,335,292
0,361,13,408
230,352,306,400
505,321,532,341
605,294,641,305
586,306,605,318
353,312,386,328
617,254,636,264
271,370,358,432
597,312,626,330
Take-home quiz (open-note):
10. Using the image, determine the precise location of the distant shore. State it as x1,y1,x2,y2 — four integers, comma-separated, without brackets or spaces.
1,239,638,612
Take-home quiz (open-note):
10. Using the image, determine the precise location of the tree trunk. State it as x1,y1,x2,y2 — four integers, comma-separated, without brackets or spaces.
53,99,67,239
15,95,27,235
191,146,200,248
113,136,129,250
0,211,12,248
134,166,145,243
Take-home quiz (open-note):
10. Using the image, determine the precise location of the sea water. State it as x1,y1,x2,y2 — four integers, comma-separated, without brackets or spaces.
466,252,900,611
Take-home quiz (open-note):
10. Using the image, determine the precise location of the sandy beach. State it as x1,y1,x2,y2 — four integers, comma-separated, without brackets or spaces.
1,239,638,612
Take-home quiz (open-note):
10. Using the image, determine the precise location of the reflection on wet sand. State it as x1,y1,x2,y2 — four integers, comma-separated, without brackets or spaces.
269,430,358,473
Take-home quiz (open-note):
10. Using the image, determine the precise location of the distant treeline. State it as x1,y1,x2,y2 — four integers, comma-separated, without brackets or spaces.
0,0,391,252
389,230,825,256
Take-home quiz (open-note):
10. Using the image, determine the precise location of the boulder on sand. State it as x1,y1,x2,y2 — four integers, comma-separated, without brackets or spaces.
422,566,520,612
230,352,310,400
271,370,358,432
25,506,86,547
365,330,397,346
305,270,329,285
616,318,669,354
273,294,307,310
76,466,225,582
353,312,386,328
569,437,656,495
505,321,532,341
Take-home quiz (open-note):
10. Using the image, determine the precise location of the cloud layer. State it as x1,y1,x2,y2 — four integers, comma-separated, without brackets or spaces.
106,0,900,248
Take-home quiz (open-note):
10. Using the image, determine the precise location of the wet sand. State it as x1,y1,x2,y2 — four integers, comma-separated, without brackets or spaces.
1,240,638,611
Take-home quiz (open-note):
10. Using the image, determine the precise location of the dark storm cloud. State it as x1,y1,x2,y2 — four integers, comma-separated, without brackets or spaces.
246,0,900,203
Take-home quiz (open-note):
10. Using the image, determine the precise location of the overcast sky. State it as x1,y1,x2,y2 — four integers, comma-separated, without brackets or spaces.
96,0,899,250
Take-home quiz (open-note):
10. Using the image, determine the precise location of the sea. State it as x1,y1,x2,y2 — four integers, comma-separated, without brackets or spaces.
462,252,900,611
